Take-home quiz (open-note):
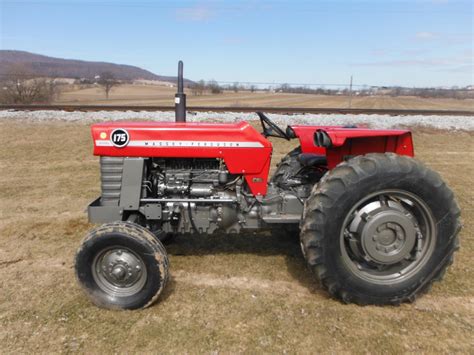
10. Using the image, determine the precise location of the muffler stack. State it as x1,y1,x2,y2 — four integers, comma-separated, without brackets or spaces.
175,60,186,122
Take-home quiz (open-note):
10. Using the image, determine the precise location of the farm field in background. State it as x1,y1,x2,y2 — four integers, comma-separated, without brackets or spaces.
56,84,474,111
0,119,472,353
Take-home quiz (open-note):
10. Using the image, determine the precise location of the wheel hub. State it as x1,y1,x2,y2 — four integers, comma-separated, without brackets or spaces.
341,190,437,285
94,248,146,293
349,200,417,265
111,265,127,280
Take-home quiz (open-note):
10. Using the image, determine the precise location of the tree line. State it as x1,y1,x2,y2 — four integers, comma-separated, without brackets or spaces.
188,81,473,99
0,65,121,104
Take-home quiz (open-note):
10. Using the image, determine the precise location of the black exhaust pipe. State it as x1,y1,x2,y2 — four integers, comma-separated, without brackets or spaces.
175,60,186,122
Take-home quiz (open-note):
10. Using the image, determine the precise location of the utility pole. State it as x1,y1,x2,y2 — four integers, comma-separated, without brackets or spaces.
348,75,353,108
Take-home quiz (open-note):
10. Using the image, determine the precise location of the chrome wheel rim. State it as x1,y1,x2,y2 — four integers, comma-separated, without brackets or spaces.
340,189,436,284
92,247,147,297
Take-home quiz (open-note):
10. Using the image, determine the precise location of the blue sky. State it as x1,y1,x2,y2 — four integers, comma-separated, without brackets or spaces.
1,0,472,87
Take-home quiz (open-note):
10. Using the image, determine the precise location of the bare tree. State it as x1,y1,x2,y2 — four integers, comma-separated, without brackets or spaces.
207,80,223,94
97,72,120,99
250,85,257,93
232,82,239,93
0,64,59,104
191,80,206,96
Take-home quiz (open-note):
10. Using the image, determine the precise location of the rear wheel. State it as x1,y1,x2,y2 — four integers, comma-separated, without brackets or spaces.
271,147,307,238
271,146,302,187
75,222,169,310
300,153,461,305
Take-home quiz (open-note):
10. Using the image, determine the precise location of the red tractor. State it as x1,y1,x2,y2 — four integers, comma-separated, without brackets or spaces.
75,62,461,310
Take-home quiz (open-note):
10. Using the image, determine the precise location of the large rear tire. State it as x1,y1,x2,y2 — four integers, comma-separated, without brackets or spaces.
271,146,302,187
75,222,169,310
300,153,461,305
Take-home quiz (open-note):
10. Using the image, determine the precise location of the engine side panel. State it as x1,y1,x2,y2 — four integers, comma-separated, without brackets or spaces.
91,121,272,196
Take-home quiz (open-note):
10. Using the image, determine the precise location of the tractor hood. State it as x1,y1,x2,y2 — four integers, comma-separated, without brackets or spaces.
91,121,272,195
91,121,271,154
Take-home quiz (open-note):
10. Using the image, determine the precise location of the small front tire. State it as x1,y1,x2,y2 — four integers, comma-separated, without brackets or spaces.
75,222,169,310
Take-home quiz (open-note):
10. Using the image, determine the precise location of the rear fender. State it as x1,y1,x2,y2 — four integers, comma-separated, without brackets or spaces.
320,129,414,168
291,126,414,169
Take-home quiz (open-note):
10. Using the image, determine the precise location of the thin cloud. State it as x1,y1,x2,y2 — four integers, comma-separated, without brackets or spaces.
415,31,439,40
370,49,388,57
439,64,473,73
175,4,215,22
355,59,447,67
402,48,430,55
221,37,244,45
414,31,472,44
353,53,472,68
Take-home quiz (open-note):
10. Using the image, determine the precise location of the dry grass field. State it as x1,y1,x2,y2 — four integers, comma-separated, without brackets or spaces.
56,84,474,111
0,119,473,353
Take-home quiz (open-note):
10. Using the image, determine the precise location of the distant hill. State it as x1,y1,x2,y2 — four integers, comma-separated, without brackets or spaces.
0,50,190,84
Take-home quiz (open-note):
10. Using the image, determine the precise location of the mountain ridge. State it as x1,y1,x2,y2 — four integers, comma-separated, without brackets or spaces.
0,50,188,83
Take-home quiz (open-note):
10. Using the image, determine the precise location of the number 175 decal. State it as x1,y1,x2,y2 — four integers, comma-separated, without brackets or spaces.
110,129,130,148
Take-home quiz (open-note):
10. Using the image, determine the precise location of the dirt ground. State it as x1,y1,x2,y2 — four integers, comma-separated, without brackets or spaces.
0,119,473,353
56,84,474,111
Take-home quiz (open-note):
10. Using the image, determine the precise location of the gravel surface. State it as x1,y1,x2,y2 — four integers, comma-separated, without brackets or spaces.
1,110,472,130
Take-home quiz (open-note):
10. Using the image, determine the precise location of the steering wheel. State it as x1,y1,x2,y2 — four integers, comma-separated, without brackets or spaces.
256,112,289,140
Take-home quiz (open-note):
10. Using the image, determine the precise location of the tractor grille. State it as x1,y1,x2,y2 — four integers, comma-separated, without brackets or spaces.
100,156,124,206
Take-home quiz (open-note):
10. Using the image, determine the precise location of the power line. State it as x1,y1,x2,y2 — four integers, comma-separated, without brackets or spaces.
0,74,376,87
206,80,376,88
0,73,470,90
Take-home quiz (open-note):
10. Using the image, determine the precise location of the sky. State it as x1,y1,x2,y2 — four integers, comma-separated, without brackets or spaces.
0,0,472,88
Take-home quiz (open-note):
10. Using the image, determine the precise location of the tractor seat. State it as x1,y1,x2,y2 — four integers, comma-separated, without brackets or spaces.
298,153,327,167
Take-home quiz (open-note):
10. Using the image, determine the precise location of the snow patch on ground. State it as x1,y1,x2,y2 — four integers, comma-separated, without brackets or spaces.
0,110,472,130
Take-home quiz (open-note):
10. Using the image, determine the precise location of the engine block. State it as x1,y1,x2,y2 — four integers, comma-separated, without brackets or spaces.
148,158,225,198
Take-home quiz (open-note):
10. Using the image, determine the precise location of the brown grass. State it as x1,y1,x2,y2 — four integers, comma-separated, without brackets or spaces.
0,119,473,353
56,84,474,111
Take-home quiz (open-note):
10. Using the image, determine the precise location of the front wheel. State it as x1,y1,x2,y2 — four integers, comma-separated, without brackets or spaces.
300,153,461,305
75,222,169,310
